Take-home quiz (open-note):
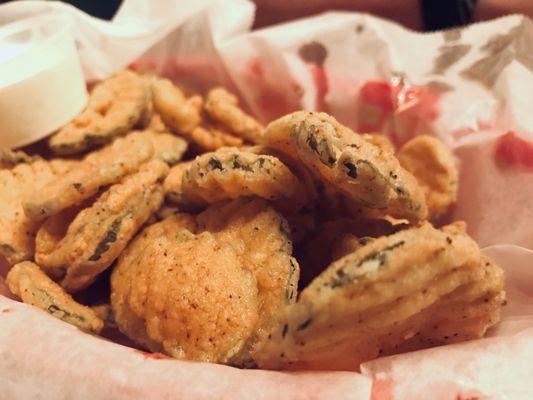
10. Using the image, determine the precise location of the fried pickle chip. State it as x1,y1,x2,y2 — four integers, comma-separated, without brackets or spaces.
141,130,188,166
189,125,244,152
253,222,504,371
35,160,168,292
263,111,427,222
0,158,77,264
6,261,103,333
49,70,149,155
196,198,300,365
397,135,458,220
111,212,261,363
24,131,154,221
180,147,312,212
204,87,264,144
0,148,41,169
111,198,299,365
152,78,202,134
361,133,395,154
163,161,194,207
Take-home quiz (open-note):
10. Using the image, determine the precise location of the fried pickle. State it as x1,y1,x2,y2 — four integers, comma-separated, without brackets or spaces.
263,111,427,222
141,130,188,166
204,87,264,144
180,147,312,212
49,70,149,155
35,160,168,292
0,148,41,169
0,158,76,264
253,222,504,371
23,131,154,221
361,133,395,154
163,161,194,207
189,125,244,152
6,261,103,333
111,198,298,365
151,78,202,135
397,135,458,220
111,213,261,363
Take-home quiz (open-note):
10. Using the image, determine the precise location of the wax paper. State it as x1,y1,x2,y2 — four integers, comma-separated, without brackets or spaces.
1,0,532,398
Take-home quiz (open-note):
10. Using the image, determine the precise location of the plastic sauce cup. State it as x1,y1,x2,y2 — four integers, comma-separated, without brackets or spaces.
0,14,88,148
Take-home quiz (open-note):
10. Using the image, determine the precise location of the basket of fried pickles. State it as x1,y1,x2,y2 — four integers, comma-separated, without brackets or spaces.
0,69,504,372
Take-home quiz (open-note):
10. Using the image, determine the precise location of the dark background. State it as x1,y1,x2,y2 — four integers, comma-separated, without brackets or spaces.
0,0,122,20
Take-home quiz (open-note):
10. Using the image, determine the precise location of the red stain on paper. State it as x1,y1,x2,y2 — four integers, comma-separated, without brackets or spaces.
356,80,440,145
135,349,169,360
494,131,533,170
370,378,395,400
1,308,11,313
310,64,329,113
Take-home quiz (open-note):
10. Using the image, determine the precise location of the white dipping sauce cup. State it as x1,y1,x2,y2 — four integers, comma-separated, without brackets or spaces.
0,14,88,148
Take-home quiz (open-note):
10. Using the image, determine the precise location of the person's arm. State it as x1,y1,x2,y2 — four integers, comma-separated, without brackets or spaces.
474,0,533,21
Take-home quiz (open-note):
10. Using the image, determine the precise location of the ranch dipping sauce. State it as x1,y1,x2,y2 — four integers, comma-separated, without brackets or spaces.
0,14,88,148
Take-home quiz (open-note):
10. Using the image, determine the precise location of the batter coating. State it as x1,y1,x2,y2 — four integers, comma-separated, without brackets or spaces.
0,148,40,169
111,198,299,365
24,131,154,221
142,130,188,166
189,125,243,152
204,87,264,144
180,147,312,211
253,222,504,370
35,160,168,292
397,135,458,220
6,261,103,333
263,111,427,222
49,70,149,155
0,158,77,264
152,78,202,135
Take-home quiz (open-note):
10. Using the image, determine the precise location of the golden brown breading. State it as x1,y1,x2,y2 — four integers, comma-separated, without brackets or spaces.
151,78,202,134
23,131,154,221
0,148,41,169
49,70,149,155
189,125,243,152
111,213,261,363
180,147,313,212
263,111,427,222
35,160,168,292
111,198,299,365
253,222,504,371
0,158,77,264
204,87,264,144
196,198,299,365
6,261,103,333
397,135,458,220
141,130,188,166
361,133,395,154
163,161,194,207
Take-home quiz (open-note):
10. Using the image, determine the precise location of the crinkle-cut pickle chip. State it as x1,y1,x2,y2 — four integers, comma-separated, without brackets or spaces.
140,130,188,166
263,111,427,222
6,261,104,333
0,148,41,169
189,125,243,152
49,70,149,155
23,131,154,221
163,161,194,206
397,135,458,220
151,77,202,135
204,87,264,144
253,222,504,371
180,147,312,212
111,198,299,365
0,158,77,265
35,160,168,293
